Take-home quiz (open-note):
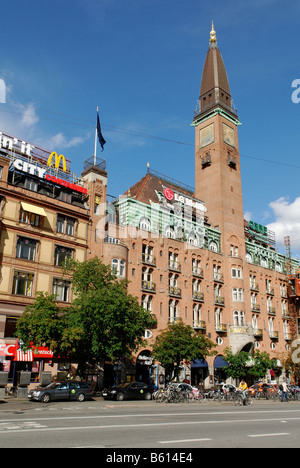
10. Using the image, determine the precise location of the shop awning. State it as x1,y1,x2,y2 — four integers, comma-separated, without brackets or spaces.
214,356,228,368
14,350,34,362
191,359,208,368
21,202,46,217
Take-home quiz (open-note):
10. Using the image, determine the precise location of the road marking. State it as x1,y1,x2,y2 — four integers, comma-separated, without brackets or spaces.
248,433,290,438
0,418,299,435
1,408,300,424
159,438,212,444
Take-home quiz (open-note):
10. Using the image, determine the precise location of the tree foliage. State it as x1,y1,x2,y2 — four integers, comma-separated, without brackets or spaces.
223,347,278,381
17,258,156,373
152,322,215,380
16,293,72,355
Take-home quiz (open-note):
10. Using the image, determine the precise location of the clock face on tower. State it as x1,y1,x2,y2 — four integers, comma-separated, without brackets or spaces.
223,123,235,147
200,123,214,148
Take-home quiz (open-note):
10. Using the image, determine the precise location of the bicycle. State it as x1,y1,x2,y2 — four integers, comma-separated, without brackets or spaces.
233,390,252,406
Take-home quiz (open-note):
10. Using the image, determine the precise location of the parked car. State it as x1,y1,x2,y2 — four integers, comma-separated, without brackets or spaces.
102,382,154,401
248,383,278,397
28,381,93,403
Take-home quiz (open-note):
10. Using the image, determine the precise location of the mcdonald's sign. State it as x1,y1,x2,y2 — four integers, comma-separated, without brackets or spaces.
47,152,67,172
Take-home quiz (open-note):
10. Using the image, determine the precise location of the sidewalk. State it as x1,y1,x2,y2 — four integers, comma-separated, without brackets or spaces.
0,395,293,413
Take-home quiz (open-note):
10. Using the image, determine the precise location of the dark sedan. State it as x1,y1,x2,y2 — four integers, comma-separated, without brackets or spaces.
28,381,93,403
102,382,154,401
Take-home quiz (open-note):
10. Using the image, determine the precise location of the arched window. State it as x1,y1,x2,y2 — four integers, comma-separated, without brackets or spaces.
233,310,245,327
188,232,198,246
111,258,126,277
209,241,218,252
165,226,175,239
139,217,151,232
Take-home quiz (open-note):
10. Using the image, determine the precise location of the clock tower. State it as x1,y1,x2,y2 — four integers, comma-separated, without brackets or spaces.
193,23,244,255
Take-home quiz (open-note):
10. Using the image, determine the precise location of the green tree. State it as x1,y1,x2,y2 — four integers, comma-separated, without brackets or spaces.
223,348,249,380
17,258,156,375
223,348,278,382
16,292,79,355
64,257,156,373
152,322,215,381
247,350,278,381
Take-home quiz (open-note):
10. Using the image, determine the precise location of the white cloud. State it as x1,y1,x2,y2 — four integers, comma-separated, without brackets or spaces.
244,211,252,222
36,132,88,150
0,79,6,103
20,103,39,128
266,197,300,255
0,98,90,152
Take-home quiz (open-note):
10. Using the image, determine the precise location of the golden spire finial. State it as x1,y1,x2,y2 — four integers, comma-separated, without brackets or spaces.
210,21,217,44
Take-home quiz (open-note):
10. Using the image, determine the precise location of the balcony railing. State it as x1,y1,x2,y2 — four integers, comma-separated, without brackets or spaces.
192,267,204,278
269,331,279,340
213,273,224,283
193,291,204,302
215,323,227,333
251,303,261,313
253,328,263,338
169,261,181,273
141,280,156,293
214,296,225,306
169,286,182,298
193,320,206,330
268,307,276,316
142,254,156,266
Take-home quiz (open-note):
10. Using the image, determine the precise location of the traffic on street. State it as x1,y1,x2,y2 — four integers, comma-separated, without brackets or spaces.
1,396,300,450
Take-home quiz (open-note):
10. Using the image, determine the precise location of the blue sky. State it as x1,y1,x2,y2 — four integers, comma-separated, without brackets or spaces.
1,0,300,257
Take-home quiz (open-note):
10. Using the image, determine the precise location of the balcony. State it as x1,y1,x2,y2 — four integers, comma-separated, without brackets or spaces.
141,280,156,293
267,307,276,316
250,283,259,292
169,261,181,273
142,253,156,267
251,303,261,313
213,273,224,283
253,328,263,338
193,291,204,302
266,288,275,295
192,267,204,278
168,317,183,325
169,286,182,298
193,320,206,330
214,296,225,306
269,331,279,340
284,333,293,341
215,323,227,333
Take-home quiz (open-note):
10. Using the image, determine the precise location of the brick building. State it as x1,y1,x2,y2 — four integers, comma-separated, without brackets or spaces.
0,23,299,390
97,24,299,387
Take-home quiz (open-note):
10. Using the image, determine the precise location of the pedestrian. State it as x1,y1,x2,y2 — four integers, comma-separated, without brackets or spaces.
254,381,259,399
281,379,289,402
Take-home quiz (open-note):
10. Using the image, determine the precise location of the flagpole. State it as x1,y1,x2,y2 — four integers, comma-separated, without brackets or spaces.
94,106,99,166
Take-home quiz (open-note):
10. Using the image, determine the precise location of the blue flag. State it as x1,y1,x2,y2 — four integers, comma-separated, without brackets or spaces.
97,111,106,151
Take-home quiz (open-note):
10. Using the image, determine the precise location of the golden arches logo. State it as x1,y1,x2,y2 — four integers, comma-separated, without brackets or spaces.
47,152,67,172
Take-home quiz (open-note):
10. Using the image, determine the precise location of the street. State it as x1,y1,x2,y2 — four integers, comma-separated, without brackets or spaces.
0,399,300,450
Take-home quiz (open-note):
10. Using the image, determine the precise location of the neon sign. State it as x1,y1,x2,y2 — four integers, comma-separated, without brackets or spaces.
47,152,67,172
12,159,87,195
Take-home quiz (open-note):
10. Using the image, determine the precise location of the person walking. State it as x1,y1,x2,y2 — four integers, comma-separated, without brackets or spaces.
281,380,289,402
